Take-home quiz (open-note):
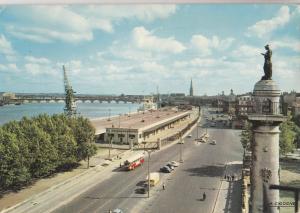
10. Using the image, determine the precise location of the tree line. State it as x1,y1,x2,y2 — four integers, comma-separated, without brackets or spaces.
0,114,97,190
240,112,300,155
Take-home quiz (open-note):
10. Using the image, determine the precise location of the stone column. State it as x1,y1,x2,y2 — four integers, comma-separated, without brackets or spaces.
250,121,282,212
248,80,285,213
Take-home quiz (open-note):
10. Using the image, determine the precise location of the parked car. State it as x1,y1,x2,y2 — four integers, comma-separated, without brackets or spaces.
211,140,217,145
187,134,192,138
160,166,172,173
169,161,179,167
135,187,147,194
113,208,124,213
165,164,175,170
178,140,185,144
199,138,206,143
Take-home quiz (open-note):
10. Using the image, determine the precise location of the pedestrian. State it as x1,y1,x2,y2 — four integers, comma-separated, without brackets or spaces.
232,175,234,181
119,162,122,168
163,183,166,190
203,192,206,201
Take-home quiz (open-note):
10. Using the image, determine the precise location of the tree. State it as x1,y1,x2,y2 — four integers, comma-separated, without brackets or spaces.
240,121,252,151
280,112,297,155
0,129,31,189
0,113,98,190
293,114,300,127
71,116,97,167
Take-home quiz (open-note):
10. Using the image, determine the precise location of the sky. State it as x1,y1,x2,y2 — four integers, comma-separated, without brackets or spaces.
0,4,299,95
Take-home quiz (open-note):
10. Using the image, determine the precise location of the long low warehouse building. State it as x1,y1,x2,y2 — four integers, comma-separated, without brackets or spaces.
90,107,192,147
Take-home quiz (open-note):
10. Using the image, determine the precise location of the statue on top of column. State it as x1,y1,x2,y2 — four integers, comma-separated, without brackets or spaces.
261,44,272,80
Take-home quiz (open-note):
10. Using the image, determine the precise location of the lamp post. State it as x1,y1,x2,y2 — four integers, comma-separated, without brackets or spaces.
142,141,154,198
108,130,113,160
197,123,199,139
146,150,151,198
179,133,183,163
108,108,111,121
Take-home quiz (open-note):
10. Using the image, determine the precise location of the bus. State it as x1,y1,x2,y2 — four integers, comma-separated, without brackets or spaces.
124,152,145,171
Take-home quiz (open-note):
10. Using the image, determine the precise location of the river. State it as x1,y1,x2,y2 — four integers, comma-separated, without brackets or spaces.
0,102,141,125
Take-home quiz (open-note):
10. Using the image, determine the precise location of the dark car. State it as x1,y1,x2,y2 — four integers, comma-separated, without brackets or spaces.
166,164,175,170
160,166,172,173
135,186,149,194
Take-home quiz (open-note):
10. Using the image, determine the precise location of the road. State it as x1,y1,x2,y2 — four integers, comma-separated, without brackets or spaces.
53,108,243,213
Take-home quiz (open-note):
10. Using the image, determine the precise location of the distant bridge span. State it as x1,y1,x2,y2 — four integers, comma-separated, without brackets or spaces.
11,95,144,104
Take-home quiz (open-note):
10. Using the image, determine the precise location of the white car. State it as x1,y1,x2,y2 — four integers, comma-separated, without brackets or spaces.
211,140,217,145
169,161,180,167
187,134,192,138
178,140,185,144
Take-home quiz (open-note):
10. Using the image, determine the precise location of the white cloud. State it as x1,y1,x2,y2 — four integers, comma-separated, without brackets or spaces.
0,35,15,58
231,45,262,58
6,6,96,43
247,6,290,37
191,34,234,55
24,63,41,75
25,56,51,64
271,39,300,52
0,63,19,72
5,5,177,43
141,61,168,74
24,63,59,76
132,26,186,54
76,5,176,23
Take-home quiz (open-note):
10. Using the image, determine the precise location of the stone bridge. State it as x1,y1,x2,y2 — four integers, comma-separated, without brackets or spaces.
10,94,144,104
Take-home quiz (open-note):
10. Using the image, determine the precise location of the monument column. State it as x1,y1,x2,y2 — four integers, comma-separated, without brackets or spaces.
248,45,285,213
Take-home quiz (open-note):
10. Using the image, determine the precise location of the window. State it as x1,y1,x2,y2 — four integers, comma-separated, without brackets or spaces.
129,134,135,139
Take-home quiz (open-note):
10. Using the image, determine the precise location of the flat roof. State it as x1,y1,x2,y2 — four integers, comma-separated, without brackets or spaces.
91,108,191,135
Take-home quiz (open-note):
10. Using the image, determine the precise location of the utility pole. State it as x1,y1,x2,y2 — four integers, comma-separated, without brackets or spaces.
147,150,151,198
108,108,111,121
179,133,183,163
108,132,113,160
142,141,155,198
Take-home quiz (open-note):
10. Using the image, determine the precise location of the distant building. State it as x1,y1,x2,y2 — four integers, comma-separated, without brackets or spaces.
168,93,189,106
222,89,236,115
282,91,300,116
236,95,255,118
189,78,194,96
0,92,16,104
170,93,185,97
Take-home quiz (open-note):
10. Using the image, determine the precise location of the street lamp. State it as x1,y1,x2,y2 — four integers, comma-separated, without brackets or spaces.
179,133,184,163
108,130,113,159
197,123,199,139
107,108,111,121
142,141,155,198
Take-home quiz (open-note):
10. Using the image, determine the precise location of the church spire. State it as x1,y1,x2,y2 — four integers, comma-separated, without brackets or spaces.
189,78,194,96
